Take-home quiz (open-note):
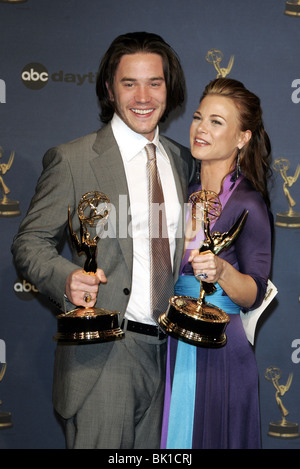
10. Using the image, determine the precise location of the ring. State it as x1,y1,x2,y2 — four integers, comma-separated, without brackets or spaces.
196,272,208,280
83,293,92,303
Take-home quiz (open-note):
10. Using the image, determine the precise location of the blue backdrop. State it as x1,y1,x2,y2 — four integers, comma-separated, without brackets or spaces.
0,0,299,449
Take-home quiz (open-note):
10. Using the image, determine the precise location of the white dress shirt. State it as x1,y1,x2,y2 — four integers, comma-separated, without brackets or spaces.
111,114,180,325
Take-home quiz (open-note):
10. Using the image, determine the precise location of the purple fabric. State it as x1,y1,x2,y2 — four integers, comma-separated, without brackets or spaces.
160,339,172,444
191,315,261,449
180,175,243,276
164,316,261,449
180,177,273,310
161,176,272,449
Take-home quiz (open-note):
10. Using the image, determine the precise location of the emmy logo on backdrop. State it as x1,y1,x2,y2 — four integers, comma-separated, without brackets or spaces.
265,367,300,438
0,341,12,429
206,49,234,78
159,190,248,348
54,191,124,344
285,0,300,16
0,147,20,217
273,158,300,228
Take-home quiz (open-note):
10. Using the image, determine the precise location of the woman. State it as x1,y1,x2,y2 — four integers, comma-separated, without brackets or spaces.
161,78,273,449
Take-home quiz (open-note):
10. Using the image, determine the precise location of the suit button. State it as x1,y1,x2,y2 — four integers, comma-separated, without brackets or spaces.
123,288,130,295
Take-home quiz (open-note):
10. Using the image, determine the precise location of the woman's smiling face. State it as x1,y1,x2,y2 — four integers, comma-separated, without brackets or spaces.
190,95,249,169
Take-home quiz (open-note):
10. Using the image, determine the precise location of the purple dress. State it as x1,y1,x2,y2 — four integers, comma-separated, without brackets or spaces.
161,175,272,449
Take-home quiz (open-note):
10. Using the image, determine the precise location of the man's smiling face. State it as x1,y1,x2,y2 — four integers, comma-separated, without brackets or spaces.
107,52,167,141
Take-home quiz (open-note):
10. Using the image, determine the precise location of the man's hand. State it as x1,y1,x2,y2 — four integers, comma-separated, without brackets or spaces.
65,268,107,307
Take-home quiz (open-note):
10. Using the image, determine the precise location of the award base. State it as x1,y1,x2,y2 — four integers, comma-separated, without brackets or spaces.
0,198,21,217
285,1,300,16
159,295,229,348
268,420,300,439
275,210,300,228
54,307,124,344
0,410,13,429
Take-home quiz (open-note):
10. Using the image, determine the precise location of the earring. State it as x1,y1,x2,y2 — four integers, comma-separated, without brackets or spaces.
196,160,201,184
230,149,241,190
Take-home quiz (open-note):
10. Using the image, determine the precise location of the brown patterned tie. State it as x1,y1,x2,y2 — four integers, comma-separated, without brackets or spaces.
145,143,173,323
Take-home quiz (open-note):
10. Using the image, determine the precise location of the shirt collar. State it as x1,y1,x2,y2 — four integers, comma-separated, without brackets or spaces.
111,113,168,162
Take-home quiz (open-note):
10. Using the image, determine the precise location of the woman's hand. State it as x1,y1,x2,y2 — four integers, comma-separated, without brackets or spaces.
188,249,257,309
188,249,223,283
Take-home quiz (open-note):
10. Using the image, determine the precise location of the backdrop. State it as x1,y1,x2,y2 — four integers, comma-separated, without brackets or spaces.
0,0,299,450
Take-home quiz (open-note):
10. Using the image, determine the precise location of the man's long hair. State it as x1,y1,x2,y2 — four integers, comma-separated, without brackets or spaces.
96,32,186,124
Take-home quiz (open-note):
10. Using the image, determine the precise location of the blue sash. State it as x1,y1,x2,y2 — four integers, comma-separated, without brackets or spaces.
166,276,239,449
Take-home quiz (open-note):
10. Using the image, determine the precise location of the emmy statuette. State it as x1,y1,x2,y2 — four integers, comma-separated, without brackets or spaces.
265,367,300,438
206,49,234,78
159,190,248,348
0,364,12,429
285,0,300,16
0,149,20,217
273,159,300,228
54,191,124,344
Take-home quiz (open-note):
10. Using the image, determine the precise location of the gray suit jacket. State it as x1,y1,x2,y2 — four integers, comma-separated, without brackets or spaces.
12,123,193,418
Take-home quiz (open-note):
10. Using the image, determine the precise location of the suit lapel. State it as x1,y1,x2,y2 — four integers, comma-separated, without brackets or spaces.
160,136,185,207
90,124,133,273
89,126,188,281
159,136,187,279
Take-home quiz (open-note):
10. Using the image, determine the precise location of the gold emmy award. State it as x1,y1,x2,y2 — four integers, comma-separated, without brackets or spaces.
285,0,300,16
159,190,248,348
0,148,20,217
0,364,13,429
206,49,234,78
265,367,300,438
273,158,300,228
54,191,124,344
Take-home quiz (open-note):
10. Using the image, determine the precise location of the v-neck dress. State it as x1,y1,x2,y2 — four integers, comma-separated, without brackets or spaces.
161,175,272,449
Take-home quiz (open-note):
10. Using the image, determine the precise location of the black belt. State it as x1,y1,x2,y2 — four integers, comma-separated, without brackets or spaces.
121,319,167,340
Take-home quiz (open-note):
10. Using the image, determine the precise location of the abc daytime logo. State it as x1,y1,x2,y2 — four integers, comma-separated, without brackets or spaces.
21,62,96,90
14,278,39,301
21,63,49,90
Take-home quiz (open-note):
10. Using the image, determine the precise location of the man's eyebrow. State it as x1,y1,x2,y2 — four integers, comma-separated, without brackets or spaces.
120,77,165,82
120,78,136,82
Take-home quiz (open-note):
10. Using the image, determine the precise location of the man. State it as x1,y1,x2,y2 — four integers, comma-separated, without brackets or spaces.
12,32,194,448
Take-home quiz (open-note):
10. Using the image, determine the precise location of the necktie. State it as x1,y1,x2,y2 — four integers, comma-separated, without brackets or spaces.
145,143,173,323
